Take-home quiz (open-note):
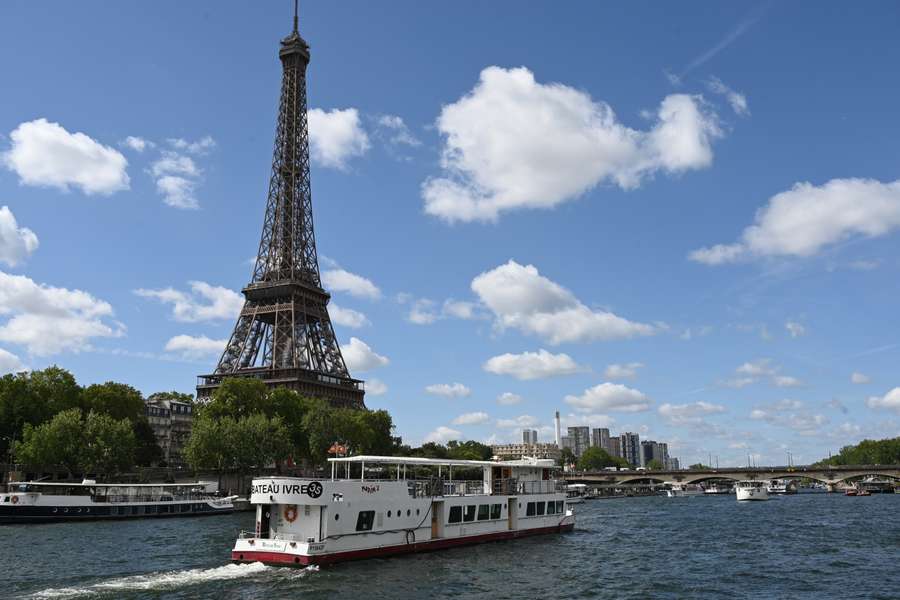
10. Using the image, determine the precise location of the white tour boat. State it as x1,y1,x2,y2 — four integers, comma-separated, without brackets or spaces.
703,482,734,495
0,479,235,524
232,455,575,566
766,479,798,495
565,483,587,504
735,480,769,501
665,483,704,497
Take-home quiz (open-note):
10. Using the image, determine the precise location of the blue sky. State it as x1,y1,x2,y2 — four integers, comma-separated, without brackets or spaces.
1,1,899,466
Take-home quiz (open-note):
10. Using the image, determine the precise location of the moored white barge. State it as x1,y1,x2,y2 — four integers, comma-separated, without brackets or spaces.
0,480,234,524
232,455,575,566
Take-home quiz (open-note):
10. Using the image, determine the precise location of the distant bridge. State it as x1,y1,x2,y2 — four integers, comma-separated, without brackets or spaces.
565,465,900,490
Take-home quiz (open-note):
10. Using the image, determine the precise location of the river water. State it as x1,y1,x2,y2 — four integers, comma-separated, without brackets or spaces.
4,492,898,599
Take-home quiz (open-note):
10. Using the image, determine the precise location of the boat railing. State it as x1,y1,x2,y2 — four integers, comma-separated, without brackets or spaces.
101,492,211,503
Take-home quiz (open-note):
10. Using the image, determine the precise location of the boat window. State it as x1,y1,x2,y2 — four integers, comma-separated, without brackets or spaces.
536,502,545,516
387,510,392,518
526,502,535,516
477,505,490,521
546,502,556,515
490,504,501,519
356,510,375,532
448,506,462,523
334,513,340,521
556,501,564,513
407,509,411,517
463,505,476,522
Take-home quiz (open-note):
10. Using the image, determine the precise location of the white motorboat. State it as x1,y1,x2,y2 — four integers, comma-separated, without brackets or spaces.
766,479,798,495
735,480,769,501
565,483,587,504
232,455,575,566
666,483,704,497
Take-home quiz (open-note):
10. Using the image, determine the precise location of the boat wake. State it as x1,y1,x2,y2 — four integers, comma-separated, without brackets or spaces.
28,562,318,598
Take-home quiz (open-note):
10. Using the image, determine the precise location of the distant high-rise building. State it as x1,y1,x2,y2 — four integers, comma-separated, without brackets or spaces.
620,432,640,466
608,436,622,458
657,442,669,468
640,440,658,467
567,426,591,457
561,436,573,454
591,427,610,450
667,457,680,470
522,429,538,444
554,411,561,448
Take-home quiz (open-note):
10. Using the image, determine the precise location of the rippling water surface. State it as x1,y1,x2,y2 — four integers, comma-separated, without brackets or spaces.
3,492,898,599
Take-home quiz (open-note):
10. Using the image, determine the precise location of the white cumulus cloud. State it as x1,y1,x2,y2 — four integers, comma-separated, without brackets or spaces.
423,425,461,444
0,206,38,267
604,362,644,380
851,372,870,385
866,388,900,414
472,260,656,344
496,414,541,428
329,303,369,328
452,411,490,426
342,337,389,373
3,118,129,195
497,392,523,406
565,382,651,413
483,349,584,380
164,334,226,360
366,378,387,396
425,382,471,398
659,401,725,425
0,271,122,355
422,66,722,223
0,348,26,374
690,178,900,264
135,281,243,322
308,108,370,169
706,77,750,116
322,268,381,300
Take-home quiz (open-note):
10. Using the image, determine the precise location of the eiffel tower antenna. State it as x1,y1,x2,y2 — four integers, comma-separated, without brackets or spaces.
197,5,365,409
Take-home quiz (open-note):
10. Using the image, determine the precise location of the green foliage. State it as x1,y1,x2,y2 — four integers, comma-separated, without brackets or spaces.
577,446,628,470
13,408,135,476
82,382,145,422
446,440,493,461
816,437,900,466
646,459,665,471
82,412,136,475
559,447,576,466
185,413,293,474
133,418,163,466
202,378,270,420
0,366,82,456
688,463,711,470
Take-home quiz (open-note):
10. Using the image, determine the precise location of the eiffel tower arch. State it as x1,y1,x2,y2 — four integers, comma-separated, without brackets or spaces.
197,6,365,409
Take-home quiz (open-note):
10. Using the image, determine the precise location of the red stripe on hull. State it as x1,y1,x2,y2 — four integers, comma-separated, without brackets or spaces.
232,522,575,566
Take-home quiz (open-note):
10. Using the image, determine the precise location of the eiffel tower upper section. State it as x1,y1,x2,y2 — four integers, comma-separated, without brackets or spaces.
197,7,365,409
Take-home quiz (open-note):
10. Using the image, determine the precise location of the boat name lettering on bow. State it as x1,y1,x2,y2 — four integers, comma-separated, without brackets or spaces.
252,482,323,498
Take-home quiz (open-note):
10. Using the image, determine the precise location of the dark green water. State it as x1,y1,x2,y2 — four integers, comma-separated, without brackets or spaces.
3,493,898,599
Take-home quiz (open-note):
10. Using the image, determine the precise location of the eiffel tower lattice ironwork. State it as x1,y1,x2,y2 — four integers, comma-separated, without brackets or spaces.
197,6,365,409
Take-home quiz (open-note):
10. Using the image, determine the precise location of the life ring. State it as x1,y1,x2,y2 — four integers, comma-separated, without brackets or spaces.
11,495,18,504
284,504,298,523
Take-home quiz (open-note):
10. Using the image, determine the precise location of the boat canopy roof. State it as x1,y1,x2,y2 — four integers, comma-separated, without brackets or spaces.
10,481,214,488
328,455,557,469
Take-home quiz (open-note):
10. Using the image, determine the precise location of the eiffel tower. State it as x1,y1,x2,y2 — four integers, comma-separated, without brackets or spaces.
197,4,365,409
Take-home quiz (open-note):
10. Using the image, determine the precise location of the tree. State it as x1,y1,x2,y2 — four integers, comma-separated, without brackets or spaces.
447,440,492,461
646,459,665,471
201,378,270,420
13,409,85,476
133,418,163,466
82,412,136,476
578,447,623,471
688,463,711,470
82,382,145,422
184,415,233,480
559,447,576,467
29,366,83,416
0,372,41,458
815,437,900,466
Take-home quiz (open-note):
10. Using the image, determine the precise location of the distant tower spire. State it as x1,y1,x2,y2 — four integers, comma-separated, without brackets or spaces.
293,0,299,33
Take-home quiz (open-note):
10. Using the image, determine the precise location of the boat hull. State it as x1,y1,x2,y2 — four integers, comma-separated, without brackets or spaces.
735,488,768,501
232,521,575,566
0,502,232,525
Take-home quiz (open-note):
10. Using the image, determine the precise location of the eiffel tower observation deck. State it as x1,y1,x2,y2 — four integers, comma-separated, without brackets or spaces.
197,5,365,409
